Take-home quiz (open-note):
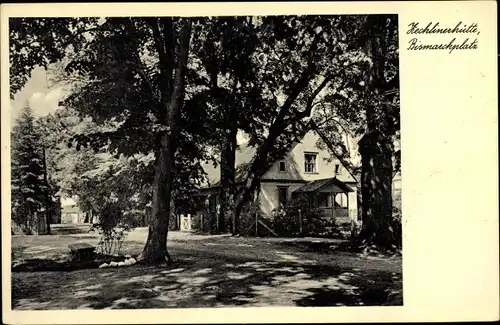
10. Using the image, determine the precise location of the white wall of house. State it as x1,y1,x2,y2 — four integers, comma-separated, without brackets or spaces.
259,182,304,217
59,196,89,224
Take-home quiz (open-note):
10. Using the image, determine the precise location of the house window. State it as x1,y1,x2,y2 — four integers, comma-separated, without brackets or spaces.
304,153,317,173
335,164,341,175
277,187,288,207
279,160,286,172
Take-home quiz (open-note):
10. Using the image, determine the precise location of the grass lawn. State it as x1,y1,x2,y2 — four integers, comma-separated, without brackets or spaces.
11,224,402,309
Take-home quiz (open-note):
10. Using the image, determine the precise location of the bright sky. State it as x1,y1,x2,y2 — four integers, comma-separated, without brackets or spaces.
10,67,62,127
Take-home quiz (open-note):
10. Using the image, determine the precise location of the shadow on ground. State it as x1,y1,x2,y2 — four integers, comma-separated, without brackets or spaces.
276,240,402,258
12,248,402,309
276,240,344,254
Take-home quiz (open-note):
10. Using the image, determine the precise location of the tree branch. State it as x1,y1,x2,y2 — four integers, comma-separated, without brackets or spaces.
392,168,400,180
146,18,174,124
307,120,360,182
61,26,115,48
146,18,167,63
160,17,176,94
135,60,159,103
296,75,332,120
167,19,192,127
123,20,160,105
233,26,327,214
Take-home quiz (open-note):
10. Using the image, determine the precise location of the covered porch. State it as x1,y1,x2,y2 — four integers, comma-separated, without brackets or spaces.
292,177,354,224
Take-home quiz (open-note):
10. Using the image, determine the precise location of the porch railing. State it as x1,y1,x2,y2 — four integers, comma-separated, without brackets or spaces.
319,207,350,223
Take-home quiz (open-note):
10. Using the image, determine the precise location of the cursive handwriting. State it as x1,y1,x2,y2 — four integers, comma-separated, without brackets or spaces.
408,37,478,54
407,21,479,54
408,22,480,35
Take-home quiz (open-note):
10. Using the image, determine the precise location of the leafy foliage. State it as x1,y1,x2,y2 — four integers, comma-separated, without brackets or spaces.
311,15,399,175
229,16,369,216
11,105,48,233
10,15,401,253
9,18,99,97
89,202,131,256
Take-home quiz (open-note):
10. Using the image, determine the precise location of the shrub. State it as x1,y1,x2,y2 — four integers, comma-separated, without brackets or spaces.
273,196,341,238
239,201,261,236
90,201,133,256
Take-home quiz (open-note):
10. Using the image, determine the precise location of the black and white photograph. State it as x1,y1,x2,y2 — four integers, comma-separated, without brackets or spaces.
6,13,403,310
1,0,498,323
3,1,500,323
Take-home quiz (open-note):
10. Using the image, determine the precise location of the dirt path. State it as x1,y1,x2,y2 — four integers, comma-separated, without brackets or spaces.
11,225,402,309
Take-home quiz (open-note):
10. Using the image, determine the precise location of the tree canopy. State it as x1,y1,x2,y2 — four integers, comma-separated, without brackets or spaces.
10,14,401,258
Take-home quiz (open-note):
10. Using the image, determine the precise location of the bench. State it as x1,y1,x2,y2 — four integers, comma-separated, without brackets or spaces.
68,243,96,262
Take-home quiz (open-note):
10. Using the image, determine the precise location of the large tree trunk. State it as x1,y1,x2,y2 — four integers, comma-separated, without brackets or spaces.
42,146,51,234
141,143,172,263
139,19,191,264
221,126,239,235
355,15,398,251
356,186,363,224
357,132,395,250
219,124,238,234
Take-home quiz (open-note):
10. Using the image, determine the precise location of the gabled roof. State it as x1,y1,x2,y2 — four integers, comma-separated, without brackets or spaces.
293,177,354,193
200,130,360,188
201,126,313,188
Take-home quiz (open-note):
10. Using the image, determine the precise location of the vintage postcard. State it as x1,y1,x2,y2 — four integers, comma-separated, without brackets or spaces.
1,1,498,324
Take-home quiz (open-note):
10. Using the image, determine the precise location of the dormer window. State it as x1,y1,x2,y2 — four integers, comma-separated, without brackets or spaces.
279,160,286,172
304,153,318,173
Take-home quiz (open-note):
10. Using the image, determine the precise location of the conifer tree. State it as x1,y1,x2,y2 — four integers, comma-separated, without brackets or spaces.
11,104,48,234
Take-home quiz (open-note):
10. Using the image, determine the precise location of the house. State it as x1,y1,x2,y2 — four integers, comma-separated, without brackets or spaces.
60,197,93,224
183,131,360,233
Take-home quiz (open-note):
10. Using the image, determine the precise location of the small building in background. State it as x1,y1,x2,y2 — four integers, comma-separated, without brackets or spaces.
60,197,88,224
